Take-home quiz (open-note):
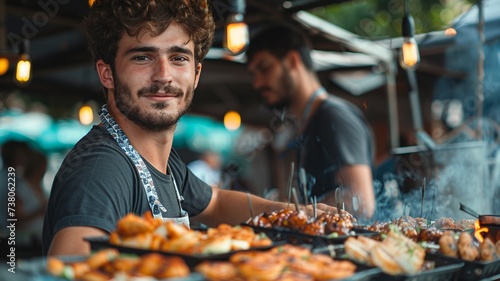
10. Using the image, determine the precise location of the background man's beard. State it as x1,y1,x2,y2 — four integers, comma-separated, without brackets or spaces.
114,78,193,132
267,69,294,112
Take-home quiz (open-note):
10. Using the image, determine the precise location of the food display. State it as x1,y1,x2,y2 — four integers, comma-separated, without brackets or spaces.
246,208,356,236
46,248,190,280
367,215,428,241
432,217,476,231
438,230,500,262
195,244,358,281
344,227,425,275
367,216,475,243
40,210,500,281
109,212,273,255
436,229,500,281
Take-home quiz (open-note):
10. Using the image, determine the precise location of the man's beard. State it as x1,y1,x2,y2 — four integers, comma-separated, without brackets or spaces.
266,66,294,112
114,75,194,132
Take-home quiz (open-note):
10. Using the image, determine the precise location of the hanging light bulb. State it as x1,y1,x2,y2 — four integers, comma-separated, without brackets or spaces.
399,0,420,70
79,105,94,125
14,39,32,86
224,110,241,131
223,0,248,55
0,57,8,76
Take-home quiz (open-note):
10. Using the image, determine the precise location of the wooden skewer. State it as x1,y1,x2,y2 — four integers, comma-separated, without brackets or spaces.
352,196,359,219
335,187,342,214
420,177,426,218
287,162,295,209
246,192,255,219
291,187,301,212
313,196,317,219
300,168,308,206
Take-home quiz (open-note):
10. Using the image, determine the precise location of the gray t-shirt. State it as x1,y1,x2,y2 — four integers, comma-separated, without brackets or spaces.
298,96,374,198
42,126,212,255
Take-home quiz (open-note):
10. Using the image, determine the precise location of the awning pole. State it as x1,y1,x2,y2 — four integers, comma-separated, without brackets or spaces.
386,61,400,149
476,0,485,139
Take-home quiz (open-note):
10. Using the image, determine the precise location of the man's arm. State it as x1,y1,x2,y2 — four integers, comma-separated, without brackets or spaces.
192,187,344,227
48,226,107,256
322,164,375,220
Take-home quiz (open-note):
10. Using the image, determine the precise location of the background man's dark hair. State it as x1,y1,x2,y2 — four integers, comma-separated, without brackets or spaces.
246,23,314,70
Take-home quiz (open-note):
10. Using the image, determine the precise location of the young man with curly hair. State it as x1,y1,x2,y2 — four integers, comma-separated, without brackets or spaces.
42,0,343,256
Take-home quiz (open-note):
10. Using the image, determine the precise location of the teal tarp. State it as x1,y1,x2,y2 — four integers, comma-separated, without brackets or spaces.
0,111,241,154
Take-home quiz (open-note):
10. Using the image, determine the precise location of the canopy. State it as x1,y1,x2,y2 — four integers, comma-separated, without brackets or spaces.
0,110,241,155
0,110,91,152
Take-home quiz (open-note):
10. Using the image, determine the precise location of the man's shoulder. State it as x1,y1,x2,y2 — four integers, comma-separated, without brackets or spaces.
319,96,369,123
66,126,124,158
56,126,133,178
322,95,359,114
75,125,116,146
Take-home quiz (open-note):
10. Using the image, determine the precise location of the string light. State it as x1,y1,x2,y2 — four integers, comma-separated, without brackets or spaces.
223,0,248,55
14,39,32,86
79,105,94,125
0,57,8,76
224,111,241,131
399,0,420,70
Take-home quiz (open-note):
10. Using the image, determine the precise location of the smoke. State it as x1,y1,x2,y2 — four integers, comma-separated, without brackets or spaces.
372,138,497,223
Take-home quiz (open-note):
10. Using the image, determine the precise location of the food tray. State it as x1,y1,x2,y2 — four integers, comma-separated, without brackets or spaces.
371,252,464,281
10,256,206,281
244,224,380,248
313,246,382,281
339,266,383,281
454,258,500,281
330,263,381,281
313,246,463,281
84,236,282,268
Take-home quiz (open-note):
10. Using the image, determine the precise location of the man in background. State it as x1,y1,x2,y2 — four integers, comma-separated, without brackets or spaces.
188,151,223,188
246,24,376,220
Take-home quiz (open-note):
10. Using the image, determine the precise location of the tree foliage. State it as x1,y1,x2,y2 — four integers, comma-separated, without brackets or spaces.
309,0,476,39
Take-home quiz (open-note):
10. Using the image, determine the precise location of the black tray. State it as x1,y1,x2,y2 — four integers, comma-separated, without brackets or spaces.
244,224,380,248
328,263,382,281
313,245,382,281
84,236,281,268
12,256,206,281
314,246,464,281
453,258,500,281
371,252,464,281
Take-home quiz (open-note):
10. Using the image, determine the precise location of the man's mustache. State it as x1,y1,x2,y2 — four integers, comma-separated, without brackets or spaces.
138,83,183,97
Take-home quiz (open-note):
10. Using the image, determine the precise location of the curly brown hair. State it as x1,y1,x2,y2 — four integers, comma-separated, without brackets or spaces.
83,0,215,68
